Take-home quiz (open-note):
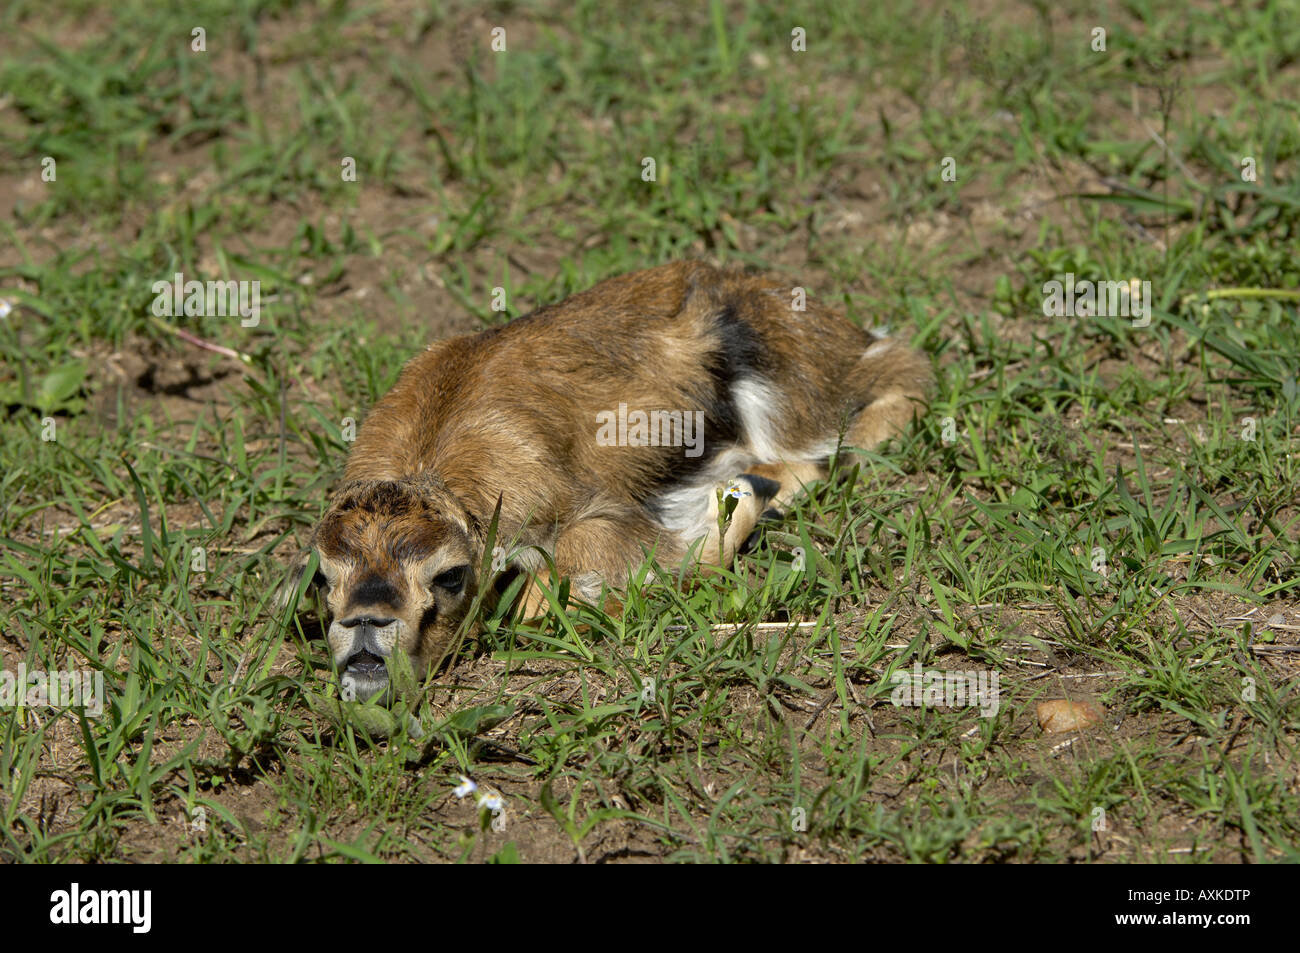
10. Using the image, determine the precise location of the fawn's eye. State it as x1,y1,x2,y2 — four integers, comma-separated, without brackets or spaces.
432,566,468,593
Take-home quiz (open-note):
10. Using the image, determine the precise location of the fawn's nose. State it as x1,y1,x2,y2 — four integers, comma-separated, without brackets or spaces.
339,615,396,629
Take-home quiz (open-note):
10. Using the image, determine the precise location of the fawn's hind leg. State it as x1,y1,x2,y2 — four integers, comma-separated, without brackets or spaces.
724,461,827,553
688,474,782,567
742,460,827,513
844,339,931,449
519,506,661,619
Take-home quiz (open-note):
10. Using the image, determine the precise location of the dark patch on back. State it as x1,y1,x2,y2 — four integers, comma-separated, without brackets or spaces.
642,303,768,502
712,304,767,384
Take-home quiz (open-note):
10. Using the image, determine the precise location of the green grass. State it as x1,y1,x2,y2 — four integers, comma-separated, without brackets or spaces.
1,0,1298,862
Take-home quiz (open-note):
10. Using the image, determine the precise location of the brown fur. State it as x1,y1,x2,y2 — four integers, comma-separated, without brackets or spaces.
305,261,931,701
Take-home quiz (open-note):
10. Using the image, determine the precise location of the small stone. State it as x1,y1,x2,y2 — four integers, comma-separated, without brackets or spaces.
1038,699,1103,733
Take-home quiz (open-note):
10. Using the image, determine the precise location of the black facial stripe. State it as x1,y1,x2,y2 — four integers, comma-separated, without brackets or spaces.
348,573,403,611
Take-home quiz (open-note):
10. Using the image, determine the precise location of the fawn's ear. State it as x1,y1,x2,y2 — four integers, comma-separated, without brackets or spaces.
274,549,326,616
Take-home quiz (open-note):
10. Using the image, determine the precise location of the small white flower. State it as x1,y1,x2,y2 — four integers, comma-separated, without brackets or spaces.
0,300,12,319
723,481,752,500
477,792,504,814
453,775,477,798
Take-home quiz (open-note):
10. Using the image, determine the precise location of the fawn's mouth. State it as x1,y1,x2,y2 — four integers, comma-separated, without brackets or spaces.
340,649,389,701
